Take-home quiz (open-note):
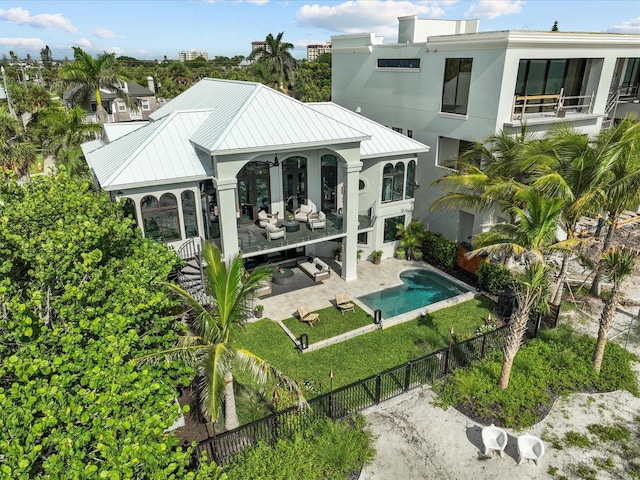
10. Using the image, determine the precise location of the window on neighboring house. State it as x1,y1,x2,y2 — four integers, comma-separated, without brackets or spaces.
117,102,127,112
442,58,473,115
181,190,198,238
384,215,405,242
391,127,403,134
407,130,413,138
377,58,420,68
140,99,150,111
437,137,477,170
141,193,181,242
382,162,405,202
123,198,137,226
357,232,368,245
405,160,416,199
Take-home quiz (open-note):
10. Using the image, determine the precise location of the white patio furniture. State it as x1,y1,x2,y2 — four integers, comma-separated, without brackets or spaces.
308,211,326,231
481,424,508,457
265,223,286,241
294,201,317,222
517,433,545,465
257,210,278,228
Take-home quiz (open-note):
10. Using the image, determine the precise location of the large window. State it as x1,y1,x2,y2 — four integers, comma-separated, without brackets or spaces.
141,193,181,242
377,58,420,68
200,180,219,240
181,190,198,238
382,163,405,202
384,215,405,243
621,58,640,95
321,154,337,213
282,156,307,212
515,58,588,109
442,58,473,115
405,160,416,199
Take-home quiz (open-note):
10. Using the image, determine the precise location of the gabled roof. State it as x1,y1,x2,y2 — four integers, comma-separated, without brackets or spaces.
63,81,154,103
152,78,370,154
102,122,148,142
307,103,429,158
86,110,212,189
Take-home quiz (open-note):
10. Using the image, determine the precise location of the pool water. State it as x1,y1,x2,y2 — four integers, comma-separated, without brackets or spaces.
358,269,468,319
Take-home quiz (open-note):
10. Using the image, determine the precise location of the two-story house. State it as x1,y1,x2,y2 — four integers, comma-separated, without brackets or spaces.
331,16,640,242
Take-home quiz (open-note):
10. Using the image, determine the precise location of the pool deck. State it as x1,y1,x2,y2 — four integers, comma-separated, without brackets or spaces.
257,258,478,326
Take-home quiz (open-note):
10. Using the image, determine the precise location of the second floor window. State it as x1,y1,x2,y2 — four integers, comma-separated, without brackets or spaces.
442,58,473,115
140,100,150,111
378,58,420,68
382,162,405,202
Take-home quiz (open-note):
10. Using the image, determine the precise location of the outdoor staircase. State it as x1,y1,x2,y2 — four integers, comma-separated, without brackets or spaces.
175,238,210,305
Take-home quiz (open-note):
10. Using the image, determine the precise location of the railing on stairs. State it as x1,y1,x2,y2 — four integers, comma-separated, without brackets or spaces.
175,238,208,304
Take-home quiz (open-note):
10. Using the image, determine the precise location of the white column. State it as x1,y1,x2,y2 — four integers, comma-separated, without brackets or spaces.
216,177,239,259
342,160,363,281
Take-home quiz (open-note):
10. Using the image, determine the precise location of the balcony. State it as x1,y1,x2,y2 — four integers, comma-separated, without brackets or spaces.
508,89,596,125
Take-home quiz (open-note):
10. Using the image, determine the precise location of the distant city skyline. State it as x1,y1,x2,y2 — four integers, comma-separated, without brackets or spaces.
1,0,639,61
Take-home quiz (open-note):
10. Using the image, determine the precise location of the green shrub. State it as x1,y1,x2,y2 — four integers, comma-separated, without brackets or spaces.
422,231,457,268
586,423,631,442
564,431,592,448
476,262,515,295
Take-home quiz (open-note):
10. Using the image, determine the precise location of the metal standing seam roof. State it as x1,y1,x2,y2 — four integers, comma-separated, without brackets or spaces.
307,103,430,158
85,110,212,189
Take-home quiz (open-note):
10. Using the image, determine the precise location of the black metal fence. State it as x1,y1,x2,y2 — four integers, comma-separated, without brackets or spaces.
195,325,512,465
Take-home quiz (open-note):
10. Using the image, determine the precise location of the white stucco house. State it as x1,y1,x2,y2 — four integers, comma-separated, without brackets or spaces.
331,16,640,243
82,78,428,280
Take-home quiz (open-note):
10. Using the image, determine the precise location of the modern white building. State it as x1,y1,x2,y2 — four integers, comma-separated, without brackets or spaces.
178,49,209,62
307,42,331,62
332,16,640,242
82,79,428,280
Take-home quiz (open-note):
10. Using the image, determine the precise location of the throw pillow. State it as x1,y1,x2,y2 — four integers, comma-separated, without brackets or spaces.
316,264,323,271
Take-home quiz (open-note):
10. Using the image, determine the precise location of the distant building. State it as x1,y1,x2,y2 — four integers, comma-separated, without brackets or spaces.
307,42,331,61
178,50,209,62
251,41,271,54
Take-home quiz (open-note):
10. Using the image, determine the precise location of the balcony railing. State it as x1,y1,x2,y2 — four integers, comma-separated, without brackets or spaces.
511,88,594,121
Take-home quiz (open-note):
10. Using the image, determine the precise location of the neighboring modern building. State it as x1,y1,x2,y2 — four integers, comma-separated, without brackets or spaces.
179,49,209,62
63,78,162,123
331,16,640,243
82,79,428,281
307,42,331,62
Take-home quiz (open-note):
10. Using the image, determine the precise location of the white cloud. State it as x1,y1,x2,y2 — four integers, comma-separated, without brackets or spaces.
607,17,640,33
93,28,124,39
0,7,77,32
296,0,445,37
74,38,92,48
105,46,125,55
463,0,523,20
0,37,46,49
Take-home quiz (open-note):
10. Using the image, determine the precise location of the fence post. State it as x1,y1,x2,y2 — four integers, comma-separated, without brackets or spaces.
404,362,412,391
444,349,450,375
481,334,487,358
375,374,381,404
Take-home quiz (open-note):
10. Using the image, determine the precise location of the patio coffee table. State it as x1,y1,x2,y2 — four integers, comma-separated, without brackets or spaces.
282,221,300,233
272,268,294,285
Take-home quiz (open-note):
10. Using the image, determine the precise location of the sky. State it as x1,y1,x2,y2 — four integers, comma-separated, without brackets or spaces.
1,0,639,61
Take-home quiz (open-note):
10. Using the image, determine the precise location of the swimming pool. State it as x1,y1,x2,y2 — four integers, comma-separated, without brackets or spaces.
358,268,469,319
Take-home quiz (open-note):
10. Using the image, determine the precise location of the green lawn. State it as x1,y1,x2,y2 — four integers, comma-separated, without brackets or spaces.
234,296,494,394
282,304,374,343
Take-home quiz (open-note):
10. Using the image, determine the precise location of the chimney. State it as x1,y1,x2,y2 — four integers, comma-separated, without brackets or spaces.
147,76,155,93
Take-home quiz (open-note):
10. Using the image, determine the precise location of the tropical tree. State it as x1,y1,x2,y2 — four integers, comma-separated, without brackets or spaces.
138,242,302,431
592,247,636,373
248,32,296,91
589,115,640,296
0,108,37,176
396,219,425,260
59,46,135,123
498,260,551,388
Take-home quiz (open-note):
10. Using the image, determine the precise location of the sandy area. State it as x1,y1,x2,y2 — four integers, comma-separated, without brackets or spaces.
359,253,640,480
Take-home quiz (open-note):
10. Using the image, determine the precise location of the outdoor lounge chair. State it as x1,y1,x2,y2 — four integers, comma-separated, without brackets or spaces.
265,223,286,241
257,210,278,228
308,211,326,231
517,433,545,465
335,293,355,314
481,424,508,457
297,305,319,327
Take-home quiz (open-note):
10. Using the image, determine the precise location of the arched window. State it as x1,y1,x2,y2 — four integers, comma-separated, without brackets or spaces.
141,193,181,242
122,198,138,226
181,190,198,238
382,162,405,202
405,160,416,199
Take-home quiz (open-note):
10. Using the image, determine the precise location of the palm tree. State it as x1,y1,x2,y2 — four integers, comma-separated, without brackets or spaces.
498,260,550,388
59,47,134,124
0,109,37,176
248,32,296,92
589,115,640,296
137,243,302,431
592,247,636,374
396,219,425,260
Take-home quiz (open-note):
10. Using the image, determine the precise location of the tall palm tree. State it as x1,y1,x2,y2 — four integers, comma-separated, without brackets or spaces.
59,47,134,124
137,243,302,431
396,219,425,260
0,109,37,176
498,260,550,388
248,32,296,91
592,247,636,374
589,115,640,296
